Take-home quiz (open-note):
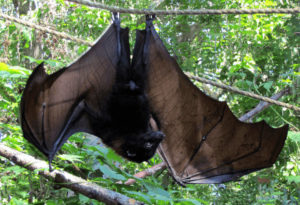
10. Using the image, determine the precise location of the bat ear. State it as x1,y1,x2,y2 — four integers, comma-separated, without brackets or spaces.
26,62,48,90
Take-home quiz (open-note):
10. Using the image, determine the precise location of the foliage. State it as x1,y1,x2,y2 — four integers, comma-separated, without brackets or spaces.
0,0,299,204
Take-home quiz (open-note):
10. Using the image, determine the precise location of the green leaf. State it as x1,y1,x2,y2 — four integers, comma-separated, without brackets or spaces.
46,200,57,205
288,132,300,142
24,56,43,64
44,59,66,68
123,191,151,204
8,24,16,33
9,198,27,205
286,176,300,184
78,45,89,55
177,198,209,205
106,148,124,162
263,81,273,91
0,63,31,76
58,154,84,163
4,166,27,175
0,62,9,70
0,123,21,132
79,194,90,203
143,182,171,201
0,71,28,79
99,164,126,181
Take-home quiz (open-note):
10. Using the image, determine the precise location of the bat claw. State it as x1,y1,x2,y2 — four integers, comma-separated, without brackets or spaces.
49,164,53,172
48,158,53,172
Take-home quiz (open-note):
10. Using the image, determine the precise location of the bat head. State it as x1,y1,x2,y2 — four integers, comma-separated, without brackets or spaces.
115,131,165,163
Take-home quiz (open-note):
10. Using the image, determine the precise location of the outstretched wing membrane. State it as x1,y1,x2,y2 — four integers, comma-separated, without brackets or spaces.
142,20,288,184
21,24,122,163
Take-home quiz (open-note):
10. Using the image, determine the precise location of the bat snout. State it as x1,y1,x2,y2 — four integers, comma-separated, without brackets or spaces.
143,131,165,150
120,130,165,163
150,131,165,141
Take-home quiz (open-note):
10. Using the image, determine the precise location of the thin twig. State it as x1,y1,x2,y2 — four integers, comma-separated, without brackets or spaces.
239,88,290,122
66,0,300,15
186,73,300,112
124,162,166,185
0,12,93,46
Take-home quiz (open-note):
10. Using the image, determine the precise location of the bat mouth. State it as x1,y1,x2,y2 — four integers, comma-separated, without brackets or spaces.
126,150,137,157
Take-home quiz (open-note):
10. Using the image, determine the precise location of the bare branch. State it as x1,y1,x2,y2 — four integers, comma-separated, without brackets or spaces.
0,144,143,205
125,162,166,185
239,88,290,122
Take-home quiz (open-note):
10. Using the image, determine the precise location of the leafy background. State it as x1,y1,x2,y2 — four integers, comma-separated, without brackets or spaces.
0,0,299,204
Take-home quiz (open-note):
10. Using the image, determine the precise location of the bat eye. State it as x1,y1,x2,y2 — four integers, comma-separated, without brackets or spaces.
144,142,153,149
126,150,136,157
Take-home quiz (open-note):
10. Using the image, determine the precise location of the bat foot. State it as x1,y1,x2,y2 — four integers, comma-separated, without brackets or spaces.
49,164,53,172
48,159,53,172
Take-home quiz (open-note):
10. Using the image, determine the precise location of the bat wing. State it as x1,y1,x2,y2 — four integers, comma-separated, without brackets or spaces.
142,23,288,184
21,24,126,163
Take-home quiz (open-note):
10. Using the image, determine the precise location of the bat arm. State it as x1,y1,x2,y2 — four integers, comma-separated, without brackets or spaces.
22,111,49,155
182,168,259,184
48,100,86,163
158,145,187,186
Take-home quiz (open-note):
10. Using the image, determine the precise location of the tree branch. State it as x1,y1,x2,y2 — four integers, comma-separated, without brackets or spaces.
124,162,166,185
239,88,290,122
0,144,143,205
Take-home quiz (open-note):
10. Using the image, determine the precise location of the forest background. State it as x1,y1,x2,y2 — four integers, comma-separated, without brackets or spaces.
0,0,299,204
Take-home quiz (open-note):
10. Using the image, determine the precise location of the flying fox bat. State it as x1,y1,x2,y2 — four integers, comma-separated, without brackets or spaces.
20,15,164,170
21,14,287,184
140,16,288,184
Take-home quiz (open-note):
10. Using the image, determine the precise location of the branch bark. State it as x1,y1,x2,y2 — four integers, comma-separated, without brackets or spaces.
239,88,290,122
0,144,143,205
124,162,166,185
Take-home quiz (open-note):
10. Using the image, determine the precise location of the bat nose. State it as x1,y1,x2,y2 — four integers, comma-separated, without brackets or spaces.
143,131,165,150
149,131,165,145
154,131,165,141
